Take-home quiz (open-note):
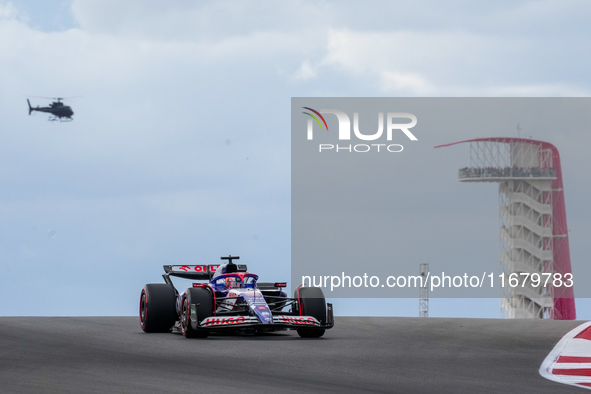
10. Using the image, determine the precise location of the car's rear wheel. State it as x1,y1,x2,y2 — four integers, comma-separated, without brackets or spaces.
181,287,214,338
139,284,177,333
295,286,326,338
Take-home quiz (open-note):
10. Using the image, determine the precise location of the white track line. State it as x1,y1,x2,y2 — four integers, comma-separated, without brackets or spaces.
554,363,591,369
540,321,591,390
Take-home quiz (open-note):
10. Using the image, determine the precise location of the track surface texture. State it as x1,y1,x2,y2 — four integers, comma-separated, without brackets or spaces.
0,317,584,393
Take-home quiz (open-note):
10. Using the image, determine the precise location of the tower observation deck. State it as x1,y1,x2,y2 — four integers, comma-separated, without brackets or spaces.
436,138,575,320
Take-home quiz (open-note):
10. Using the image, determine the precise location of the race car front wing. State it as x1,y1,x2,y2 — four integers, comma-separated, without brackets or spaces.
189,303,334,330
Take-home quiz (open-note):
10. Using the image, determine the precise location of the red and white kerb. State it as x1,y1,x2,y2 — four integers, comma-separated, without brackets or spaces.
540,321,591,390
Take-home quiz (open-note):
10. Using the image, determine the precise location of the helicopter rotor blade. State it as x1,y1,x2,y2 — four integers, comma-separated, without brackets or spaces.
25,96,56,100
25,95,82,101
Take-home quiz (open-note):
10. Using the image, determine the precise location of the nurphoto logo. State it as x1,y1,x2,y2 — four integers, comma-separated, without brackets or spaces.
302,107,418,153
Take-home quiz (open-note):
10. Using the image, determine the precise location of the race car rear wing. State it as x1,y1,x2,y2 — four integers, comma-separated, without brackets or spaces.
163,264,248,281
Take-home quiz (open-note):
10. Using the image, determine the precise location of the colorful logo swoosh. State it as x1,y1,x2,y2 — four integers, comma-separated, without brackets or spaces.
302,107,329,131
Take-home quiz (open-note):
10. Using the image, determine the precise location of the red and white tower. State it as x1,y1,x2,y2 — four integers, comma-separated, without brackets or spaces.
436,138,575,320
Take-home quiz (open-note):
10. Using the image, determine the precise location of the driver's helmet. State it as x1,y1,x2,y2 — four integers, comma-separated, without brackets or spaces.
225,277,242,288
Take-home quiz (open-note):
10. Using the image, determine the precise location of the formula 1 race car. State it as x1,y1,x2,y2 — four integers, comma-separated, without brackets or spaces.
139,256,334,338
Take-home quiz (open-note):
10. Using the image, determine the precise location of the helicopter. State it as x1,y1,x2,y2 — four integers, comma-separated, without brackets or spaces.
26,97,76,122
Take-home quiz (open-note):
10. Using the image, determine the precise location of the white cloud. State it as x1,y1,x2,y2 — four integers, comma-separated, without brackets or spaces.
484,84,591,97
380,71,432,95
143,189,260,217
293,59,317,80
294,27,591,96
0,2,19,19
69,0,327,41
5,1,588,97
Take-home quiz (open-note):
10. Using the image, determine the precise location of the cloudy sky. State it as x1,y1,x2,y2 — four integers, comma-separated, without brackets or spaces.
1,0,590,318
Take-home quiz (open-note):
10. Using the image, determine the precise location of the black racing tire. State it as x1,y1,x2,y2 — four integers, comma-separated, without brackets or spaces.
295,286,326,338
139,284,177,333
180,287,214,338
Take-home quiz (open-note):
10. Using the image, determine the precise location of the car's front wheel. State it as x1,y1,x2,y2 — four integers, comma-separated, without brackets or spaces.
295,286,326,338
180,287,214,338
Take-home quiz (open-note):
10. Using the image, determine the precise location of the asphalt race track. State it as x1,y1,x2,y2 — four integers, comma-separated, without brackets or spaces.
0,317,585,393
